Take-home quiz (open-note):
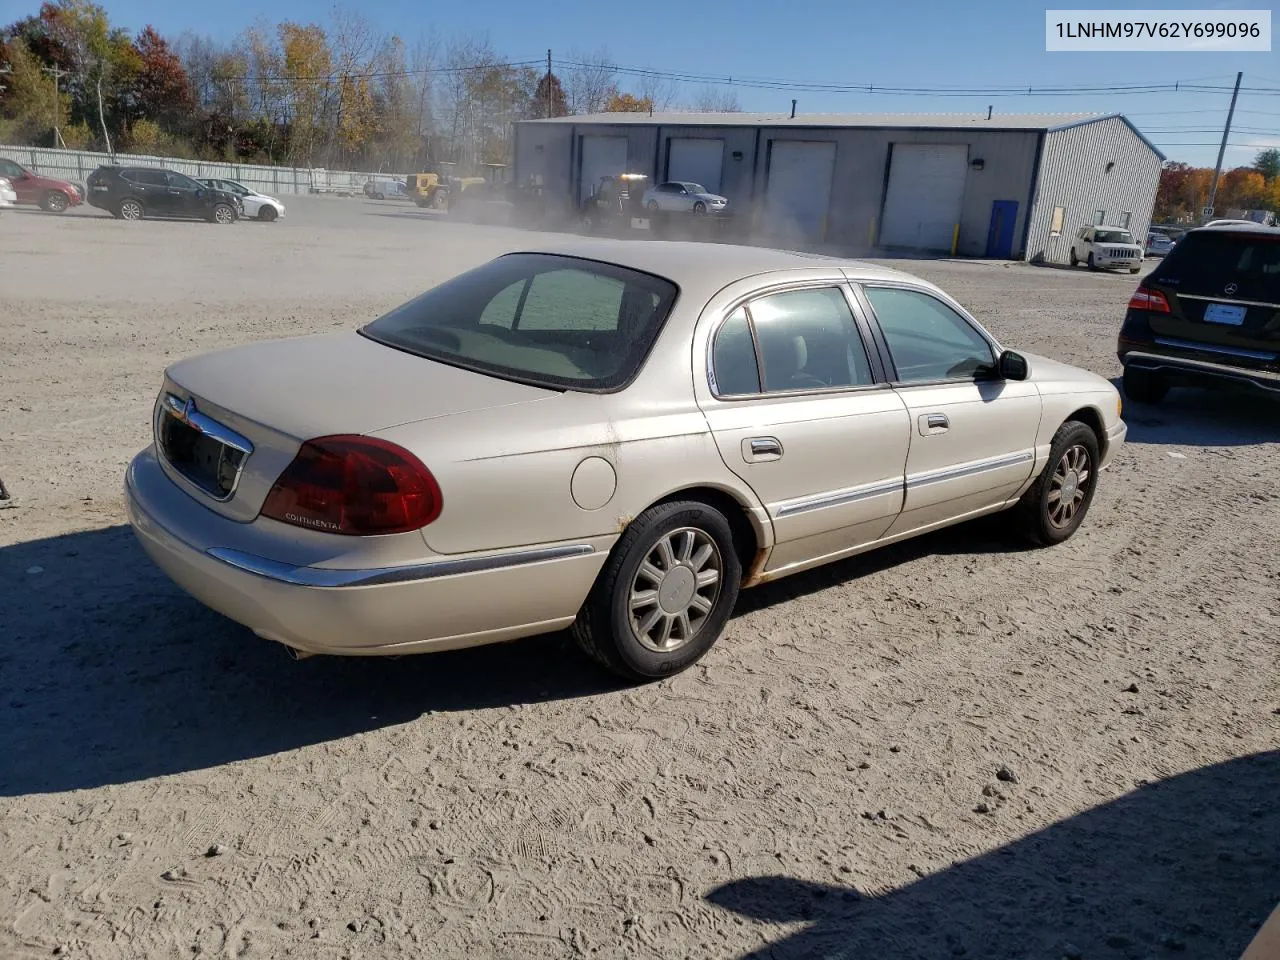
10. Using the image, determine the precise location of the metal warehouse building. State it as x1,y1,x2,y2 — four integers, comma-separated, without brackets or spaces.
513,111,1164,261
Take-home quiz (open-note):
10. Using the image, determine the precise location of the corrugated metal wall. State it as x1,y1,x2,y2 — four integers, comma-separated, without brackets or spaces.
1025,116,1162,264
0,144,394,196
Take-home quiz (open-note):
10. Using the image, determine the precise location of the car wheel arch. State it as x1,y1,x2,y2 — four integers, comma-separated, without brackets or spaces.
1061,404,1107,455
630,484,769,581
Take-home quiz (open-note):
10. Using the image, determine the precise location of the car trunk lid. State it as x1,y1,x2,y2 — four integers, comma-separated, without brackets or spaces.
1144,230,1280,362
158,331,556,522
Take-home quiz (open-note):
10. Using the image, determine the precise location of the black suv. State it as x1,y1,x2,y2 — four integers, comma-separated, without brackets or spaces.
1118,223,1280,403
86,165,242,223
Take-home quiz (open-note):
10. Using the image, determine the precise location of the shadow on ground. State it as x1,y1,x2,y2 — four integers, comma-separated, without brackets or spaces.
1,510,1034,796
709,750,1280,959
1114,378,1280,447
0,525,626,796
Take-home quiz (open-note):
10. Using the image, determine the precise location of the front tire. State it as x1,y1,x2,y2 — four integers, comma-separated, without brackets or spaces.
571,501,742,681
1087,252,1098,270
1122,366,1168,404
1069,249,1078,266
42,190,69,213
1015,421,1101,546
1129,266,1141,274
257,205,278,222
693,200,707,215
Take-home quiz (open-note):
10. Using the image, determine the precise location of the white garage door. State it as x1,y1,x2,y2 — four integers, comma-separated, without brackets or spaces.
579,136,628,203
880,143,969,251
667,138,724,193
764,141,836,243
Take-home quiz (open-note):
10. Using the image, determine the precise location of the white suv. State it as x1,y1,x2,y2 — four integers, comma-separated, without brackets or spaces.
1070,226,1144,273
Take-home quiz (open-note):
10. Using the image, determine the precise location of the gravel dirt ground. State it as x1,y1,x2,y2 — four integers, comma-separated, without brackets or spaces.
2,198,1277,960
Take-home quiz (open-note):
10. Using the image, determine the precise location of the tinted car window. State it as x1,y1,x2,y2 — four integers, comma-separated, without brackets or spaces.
749,288,873,393
1152,232,1280,303
126,169,167,186
166,171,201,190
864,287,995,383
361,254,678,391
711,308,761,396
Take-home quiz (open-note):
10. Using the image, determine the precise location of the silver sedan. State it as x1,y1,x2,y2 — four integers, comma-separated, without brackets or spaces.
126,241,1125,680
643,181,728,215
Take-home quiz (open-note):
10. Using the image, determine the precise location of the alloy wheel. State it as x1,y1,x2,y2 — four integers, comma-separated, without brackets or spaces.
1047,444,1091,529
627,527,723,653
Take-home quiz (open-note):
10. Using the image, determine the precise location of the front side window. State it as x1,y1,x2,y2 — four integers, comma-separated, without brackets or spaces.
166,171,201,190
361,253,678,391
864,286,995,383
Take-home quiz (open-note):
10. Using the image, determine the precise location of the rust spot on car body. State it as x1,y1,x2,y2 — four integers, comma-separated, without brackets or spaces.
741,547,772,588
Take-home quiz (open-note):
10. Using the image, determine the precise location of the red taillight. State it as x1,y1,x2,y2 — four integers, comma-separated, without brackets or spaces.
1127,287,1171,313
260,435,442,536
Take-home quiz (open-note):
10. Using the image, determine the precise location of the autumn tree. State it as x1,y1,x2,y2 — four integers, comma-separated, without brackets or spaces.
604,91,651,113
133,26,191,131
0,37,66,144
532,71,569,118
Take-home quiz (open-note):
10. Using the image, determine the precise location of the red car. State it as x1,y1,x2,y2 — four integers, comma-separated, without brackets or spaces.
0,157,83,212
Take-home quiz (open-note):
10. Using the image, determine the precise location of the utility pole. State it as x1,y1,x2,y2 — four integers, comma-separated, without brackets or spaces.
1205,70,1242,224
42,64,68,148
545,49,552,119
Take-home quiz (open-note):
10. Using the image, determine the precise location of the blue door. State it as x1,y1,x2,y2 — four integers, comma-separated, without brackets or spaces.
985,200,1019,258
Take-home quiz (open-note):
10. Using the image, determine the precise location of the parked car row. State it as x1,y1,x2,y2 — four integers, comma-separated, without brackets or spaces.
83,165,286,224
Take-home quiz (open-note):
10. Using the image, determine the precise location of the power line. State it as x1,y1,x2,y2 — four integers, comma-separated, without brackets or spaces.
218,57,546,84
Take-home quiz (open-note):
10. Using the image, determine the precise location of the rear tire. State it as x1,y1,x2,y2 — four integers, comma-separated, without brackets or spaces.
375,192,384,201
1015,420,1100,547
117,198,143,221
571,501,741,682
41,190,69,213
1122,366,1168,404
212,203,235,224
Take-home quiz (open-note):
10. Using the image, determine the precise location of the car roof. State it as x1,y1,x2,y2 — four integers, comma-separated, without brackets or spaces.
507,239,926,292
1189,222,1280,236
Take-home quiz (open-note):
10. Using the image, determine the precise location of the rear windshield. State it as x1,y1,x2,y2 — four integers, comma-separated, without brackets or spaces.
1153,231,1280,303
360,253,679,391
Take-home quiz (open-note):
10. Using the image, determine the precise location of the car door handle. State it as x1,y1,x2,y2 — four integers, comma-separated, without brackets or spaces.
167,189,181,195
743,437,784,461
919,413,950,435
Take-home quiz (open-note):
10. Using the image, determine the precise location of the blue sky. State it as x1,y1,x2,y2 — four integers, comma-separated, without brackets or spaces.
33,0,1280,166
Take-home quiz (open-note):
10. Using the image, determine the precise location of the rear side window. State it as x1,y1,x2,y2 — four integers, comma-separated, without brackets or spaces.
711,308,760,396
126,169,166,186
1153,232,1280,302
361,253,678,392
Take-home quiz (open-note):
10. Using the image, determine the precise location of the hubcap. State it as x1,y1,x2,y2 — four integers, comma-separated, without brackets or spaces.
1047,444,1091,528
216,207,231,223
123,202,140,219
628,527,722,653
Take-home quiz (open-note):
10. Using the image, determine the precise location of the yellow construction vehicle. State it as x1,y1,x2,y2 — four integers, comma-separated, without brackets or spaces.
405,172,448,209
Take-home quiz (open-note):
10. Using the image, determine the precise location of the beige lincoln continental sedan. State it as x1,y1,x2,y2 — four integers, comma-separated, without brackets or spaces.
126,241,1126,680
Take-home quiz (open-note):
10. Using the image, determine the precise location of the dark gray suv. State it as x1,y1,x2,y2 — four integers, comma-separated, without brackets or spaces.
86,165,242,223
1118,223,1280,403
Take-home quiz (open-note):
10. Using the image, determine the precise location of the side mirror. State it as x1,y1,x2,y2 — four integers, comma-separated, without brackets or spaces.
998,350,1029,381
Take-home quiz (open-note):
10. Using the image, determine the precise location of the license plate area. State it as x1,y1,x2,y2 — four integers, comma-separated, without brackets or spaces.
1203,302,1247,326
156,395,252,501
